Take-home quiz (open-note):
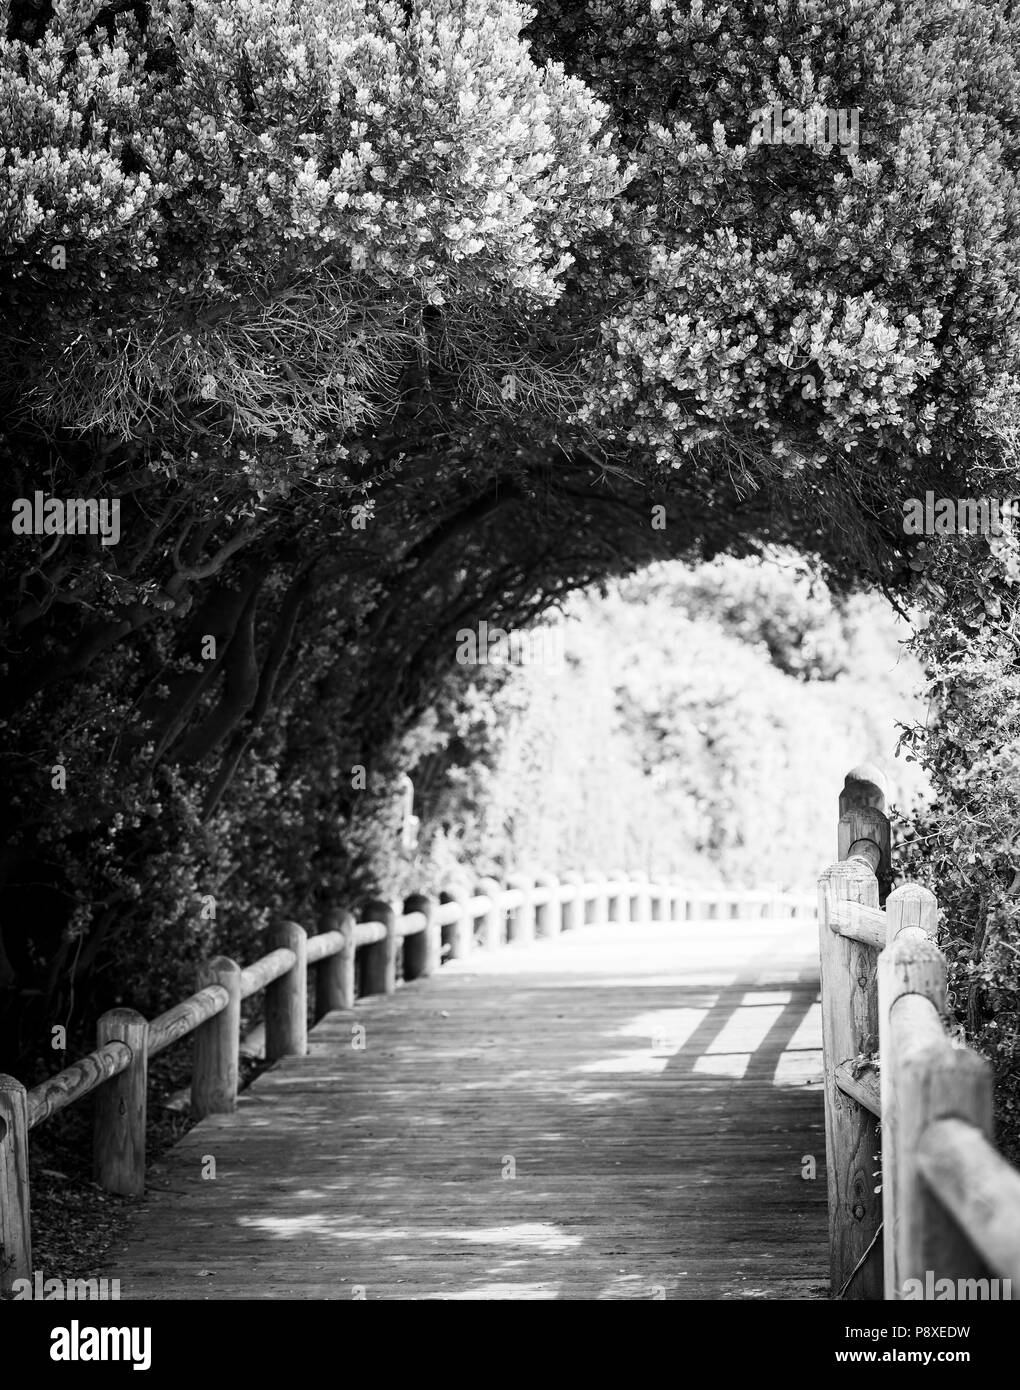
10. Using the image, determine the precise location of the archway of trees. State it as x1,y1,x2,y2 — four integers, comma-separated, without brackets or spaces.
2,0,1019,1140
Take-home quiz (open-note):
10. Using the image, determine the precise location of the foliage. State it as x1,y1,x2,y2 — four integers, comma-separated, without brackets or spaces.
898,525,1020,1160
414,556,926,892
0,0,1019,1156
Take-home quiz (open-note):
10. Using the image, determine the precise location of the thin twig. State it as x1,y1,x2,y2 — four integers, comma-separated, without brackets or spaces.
836,1221,884,1299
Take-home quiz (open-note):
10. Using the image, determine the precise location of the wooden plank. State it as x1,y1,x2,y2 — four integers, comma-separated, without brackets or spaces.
105,918,827,1301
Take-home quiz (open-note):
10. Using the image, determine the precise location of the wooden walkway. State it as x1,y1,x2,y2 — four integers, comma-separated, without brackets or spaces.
106,916,828,1300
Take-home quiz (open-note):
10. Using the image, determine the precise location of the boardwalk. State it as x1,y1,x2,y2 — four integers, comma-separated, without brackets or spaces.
107,916,828,1300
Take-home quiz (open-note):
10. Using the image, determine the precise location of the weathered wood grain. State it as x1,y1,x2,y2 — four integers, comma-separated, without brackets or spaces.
149,984,229,1058
883,989,992,1297
240,948,296,1000
192,958,241,1119
25,1040,131,1129
94,1009,148,1197
834,1061,881,1118
817,858,882,1299
306,929,345,963
401,895,434,982
827,900,887,950
917,1118,1020,1291
359,901,397,996
315,912,355,1016
0,1075,30,1291
265,922,307,1061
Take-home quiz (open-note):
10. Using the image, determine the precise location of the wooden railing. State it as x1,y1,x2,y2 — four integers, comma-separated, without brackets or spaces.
819,764,1020,1300
0,867,814,1292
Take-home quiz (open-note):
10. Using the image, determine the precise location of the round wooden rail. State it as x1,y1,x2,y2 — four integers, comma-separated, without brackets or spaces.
26,1040,133,1130
918,1118,1020,1290
240,947,296,999
432,898,465,928
305,928,345,963
353,919,388,947
149,984,230,1058
396,911,427,939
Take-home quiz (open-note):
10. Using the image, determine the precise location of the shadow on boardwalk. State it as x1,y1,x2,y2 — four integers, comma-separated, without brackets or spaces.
106,918,829,1300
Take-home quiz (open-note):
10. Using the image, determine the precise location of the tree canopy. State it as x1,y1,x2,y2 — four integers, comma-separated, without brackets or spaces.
3,0,1020,1123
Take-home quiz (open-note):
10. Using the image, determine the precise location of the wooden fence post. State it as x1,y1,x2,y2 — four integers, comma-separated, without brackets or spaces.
878,923,993,1297
884,884,938,948
360,900,398,995
94,1008,148,1196
560,872,584,933
839,763,888,816
440,882,473,959
817,857,883,1299
0,1075,30,1292
667,876,681,922
403,894,434,980
627,869,649,924
671,876,688,921
317,909,356,1014
649,878,665,921
588,870,608,925
192,956,241,1119
475,878,504,950
839,763,892,901
266,920,308,1061
534,871,560,938
506,873,535,944
608,869,627,923
877,885,939,1301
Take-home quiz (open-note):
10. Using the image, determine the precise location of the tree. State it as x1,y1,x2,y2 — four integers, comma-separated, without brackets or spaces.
2,0,1020,1100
